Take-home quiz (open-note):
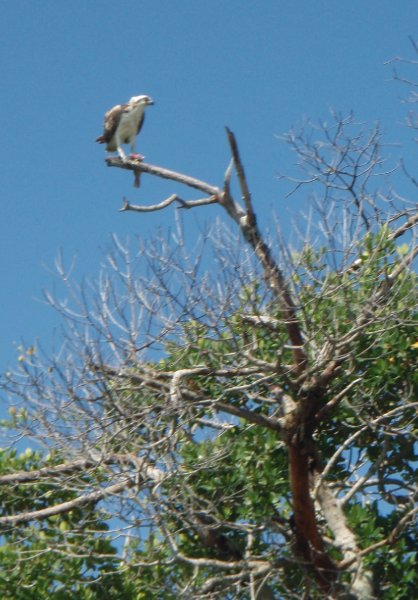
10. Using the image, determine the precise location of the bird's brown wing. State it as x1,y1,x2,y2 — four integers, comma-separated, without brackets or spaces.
96,103,127,144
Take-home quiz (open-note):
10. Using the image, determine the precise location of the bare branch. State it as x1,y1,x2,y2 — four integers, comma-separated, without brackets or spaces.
226,127,254,218
106,157,221,197
388,207,418,240
0,458,95,484
119,193,219,213
315,477,374,599
338,506,418,569
0,478,135,527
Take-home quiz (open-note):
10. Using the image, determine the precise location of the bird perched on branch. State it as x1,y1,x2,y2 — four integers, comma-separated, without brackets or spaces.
96,95,154,187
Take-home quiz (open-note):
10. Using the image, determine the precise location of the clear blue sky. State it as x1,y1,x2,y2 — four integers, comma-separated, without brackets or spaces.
0,1,417,373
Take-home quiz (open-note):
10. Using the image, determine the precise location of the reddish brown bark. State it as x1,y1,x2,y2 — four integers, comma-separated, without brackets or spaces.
288,443,337,592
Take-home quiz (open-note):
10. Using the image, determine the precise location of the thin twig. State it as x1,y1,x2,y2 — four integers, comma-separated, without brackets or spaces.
119,194,219,213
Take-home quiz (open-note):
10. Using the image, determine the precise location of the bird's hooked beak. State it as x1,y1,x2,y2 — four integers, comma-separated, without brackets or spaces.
147,97,154,106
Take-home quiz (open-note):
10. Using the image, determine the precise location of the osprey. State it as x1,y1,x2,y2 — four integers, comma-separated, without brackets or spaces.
96,94,154,161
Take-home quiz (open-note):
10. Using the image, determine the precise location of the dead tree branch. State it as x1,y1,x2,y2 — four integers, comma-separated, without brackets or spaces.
0,478,135,527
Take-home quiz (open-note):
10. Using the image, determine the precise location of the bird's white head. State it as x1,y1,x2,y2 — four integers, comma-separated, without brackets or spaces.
129,95,154,107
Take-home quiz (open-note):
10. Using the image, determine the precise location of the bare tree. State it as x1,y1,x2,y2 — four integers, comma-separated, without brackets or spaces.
1,110,417,598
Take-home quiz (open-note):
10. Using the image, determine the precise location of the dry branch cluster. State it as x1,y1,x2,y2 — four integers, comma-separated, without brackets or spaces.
1,115,417,599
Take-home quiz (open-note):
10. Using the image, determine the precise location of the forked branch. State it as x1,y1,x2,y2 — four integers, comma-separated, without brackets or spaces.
107,131,308,375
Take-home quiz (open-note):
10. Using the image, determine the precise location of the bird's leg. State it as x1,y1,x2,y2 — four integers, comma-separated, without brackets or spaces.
128,140,142,187
129,139,144,161
117,148,127,161
115,134,127,161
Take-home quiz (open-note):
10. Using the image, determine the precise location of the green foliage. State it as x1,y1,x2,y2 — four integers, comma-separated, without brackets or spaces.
0,448,130,599
156,229,417,596
179,426,288,525
0,223,416,598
